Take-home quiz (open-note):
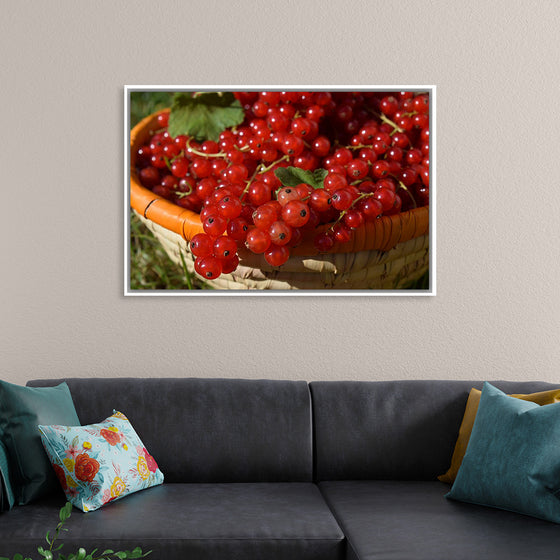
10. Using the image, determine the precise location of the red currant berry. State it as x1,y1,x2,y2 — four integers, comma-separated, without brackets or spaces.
314,231,335,252
252,100,268,118
400,167,418,187
309,189,332,212
361,198,383,220
269,221,293,246
291,117,313,139
190,234,214,258
359,124,378,144
202,214,228,236
386,147,403,162
227,217,250,241
220,254,240,274
384,194,402,215
225,164,249,183
282,200,310,228
380,96,399,116
374,187,396,212
375,178,397,192
267,111,291,133
163,143,180,159
405,149,423,166
295,184,313,199
246,228,271,253
264,245,290,267
331,189,354,211
413,94,429,114
174,135,188,151
347,159,369,180
420,166,429,188
260,91,281,106
161,174,179,190
170,157,189,178
252,206,278,230
276,187,301,206
217,196,243,219
150,154,167,169
311,136,331,157
194,255,222,280
371,160,391,179
282,135,305,157
135,145,152,168
156,112,169,128
247,181,272,206
358,148,377,165
213,236,238,260
138,166,160,189
195,177,217,199
152,185,173,199
334,148,353,165
333,223,352,243
191,157,212,178
343,209,364,229
324,173,348,193
392,132,410,149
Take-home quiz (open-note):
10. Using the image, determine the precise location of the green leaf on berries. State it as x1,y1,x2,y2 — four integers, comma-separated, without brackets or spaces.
274,167,328,189
168,92,245,142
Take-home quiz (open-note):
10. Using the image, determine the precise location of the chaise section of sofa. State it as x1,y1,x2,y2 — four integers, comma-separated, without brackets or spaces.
0,378,345,560
319,479,560,560
310,379,560,560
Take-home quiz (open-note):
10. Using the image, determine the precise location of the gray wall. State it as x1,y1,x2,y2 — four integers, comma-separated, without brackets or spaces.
2,1,559,384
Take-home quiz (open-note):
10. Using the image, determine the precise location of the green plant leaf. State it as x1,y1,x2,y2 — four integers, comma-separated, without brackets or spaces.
59,502,72,522
274,166,328,190
13,555,23,560
114,553,127,560
100,552,113,557
38,548,52,560
168,92,244,142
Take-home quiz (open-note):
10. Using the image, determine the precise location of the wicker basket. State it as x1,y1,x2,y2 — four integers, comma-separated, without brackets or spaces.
130,110,430,290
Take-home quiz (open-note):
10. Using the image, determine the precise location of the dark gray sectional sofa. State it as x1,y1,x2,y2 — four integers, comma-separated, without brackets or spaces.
2,377,560,559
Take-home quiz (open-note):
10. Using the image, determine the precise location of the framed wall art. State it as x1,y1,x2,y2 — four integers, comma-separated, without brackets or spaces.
125,86,436,296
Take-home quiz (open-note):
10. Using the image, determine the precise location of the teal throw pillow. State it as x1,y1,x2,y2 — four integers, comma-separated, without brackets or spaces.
446,381,560,523
39,411,164,512
0,380,80,505
0,439,15,511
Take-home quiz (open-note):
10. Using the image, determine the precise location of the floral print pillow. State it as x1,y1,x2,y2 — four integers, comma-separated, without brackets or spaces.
38,411,164,512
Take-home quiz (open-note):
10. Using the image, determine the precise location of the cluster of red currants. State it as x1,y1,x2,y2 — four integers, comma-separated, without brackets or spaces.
134,91,430,281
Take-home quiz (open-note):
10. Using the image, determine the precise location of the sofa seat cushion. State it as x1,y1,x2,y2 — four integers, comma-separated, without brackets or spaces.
0,483,344,560
319,481,560,560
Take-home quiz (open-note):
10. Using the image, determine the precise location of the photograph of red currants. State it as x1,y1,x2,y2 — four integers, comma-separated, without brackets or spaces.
128,90,432,293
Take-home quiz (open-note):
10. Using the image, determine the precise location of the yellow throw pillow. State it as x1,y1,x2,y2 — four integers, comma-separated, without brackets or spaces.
438,387,560,484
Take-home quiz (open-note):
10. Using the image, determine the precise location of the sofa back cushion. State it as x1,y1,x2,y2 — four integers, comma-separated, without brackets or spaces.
27,378,313,483
310,380,560,481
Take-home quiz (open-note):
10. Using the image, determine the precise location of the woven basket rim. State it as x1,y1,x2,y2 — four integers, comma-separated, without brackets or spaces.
130,109,429,256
